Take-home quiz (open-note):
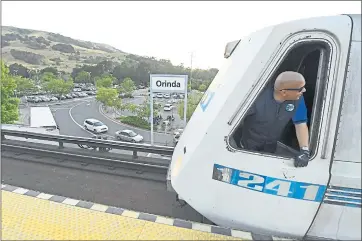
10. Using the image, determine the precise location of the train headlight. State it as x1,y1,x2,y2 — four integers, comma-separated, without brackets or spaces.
224,39,241,58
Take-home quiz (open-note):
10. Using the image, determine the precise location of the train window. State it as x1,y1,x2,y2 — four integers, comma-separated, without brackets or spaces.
229,41,331,158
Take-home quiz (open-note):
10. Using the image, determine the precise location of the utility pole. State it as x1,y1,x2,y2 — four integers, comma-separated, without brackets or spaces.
190,51,194,91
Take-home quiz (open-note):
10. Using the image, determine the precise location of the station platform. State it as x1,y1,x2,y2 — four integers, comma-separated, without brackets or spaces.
1,183,263,240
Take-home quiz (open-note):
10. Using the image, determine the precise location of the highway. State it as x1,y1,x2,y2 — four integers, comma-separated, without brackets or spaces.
1,149,206,223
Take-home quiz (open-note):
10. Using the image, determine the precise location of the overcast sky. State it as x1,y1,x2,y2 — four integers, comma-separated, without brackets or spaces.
2,1,361,69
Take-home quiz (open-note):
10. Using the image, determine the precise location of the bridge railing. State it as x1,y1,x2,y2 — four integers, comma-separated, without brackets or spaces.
1,128,175,158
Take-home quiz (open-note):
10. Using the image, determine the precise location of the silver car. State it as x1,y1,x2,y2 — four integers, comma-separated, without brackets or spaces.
115,129,143,143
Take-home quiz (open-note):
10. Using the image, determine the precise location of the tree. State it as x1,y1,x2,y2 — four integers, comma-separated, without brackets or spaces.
41,72,56,82
96,87,118,107
75,70,91,83
9,63,30,78
1,61,20,124
198,84,207,92
40,67,58,76
119,77,136,94
124,97,159,121
136,97,159,120
177,92,203,122
14,76,36,94
112,97,124,114
95,75,114,89
43,79,74,96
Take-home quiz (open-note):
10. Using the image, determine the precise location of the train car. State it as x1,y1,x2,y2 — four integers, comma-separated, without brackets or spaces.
167,14,361,240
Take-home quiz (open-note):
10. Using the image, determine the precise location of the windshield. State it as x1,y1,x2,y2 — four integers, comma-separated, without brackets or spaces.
94,122,104,126
128,131,137,137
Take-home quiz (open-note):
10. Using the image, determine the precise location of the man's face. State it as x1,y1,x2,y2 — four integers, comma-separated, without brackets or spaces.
280,80,306,100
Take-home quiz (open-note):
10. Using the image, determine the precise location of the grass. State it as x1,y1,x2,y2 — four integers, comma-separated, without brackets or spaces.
118,116,151,130
2,27,126,73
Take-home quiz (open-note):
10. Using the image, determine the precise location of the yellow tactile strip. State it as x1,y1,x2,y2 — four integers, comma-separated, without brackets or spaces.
1,184,295,240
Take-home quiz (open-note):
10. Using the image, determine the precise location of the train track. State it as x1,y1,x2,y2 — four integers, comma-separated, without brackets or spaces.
1,142,169,183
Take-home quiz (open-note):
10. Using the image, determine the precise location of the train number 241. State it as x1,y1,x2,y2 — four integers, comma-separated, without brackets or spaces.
213,164,327,202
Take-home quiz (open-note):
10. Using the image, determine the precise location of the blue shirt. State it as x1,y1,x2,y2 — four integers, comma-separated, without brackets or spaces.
292,95,308,125
241,87,308,149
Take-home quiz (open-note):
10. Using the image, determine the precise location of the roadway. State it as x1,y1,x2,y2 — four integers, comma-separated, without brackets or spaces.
49,97,174,145
1,150,205,223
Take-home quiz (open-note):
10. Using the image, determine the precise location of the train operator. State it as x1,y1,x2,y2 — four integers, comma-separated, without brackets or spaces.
240,71,310,168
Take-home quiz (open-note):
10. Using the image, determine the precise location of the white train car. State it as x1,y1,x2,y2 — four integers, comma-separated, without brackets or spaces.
168,14,361,240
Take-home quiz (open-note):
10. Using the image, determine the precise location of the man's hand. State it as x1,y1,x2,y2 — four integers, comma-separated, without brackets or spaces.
294,149,310,167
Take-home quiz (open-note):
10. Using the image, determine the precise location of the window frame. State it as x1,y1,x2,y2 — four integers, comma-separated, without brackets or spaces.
120,131,129,137
226,31,339,161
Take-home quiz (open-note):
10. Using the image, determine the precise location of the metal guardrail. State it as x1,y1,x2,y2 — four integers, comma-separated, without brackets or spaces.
1,129,175,158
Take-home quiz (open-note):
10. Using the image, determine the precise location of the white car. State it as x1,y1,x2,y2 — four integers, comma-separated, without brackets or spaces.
164,104,173,111
115,129,143,143
156,93,163,98
84,118,108,133
163,93,170,98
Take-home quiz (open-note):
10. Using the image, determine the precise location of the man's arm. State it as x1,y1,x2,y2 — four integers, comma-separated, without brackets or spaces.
292,95,309,149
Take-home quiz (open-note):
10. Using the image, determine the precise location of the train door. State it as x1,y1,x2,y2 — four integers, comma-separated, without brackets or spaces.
307,15,361,240
223,18,352,237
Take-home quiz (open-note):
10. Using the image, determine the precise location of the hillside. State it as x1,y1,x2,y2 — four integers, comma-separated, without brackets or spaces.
1,26,127,72
1,26,218,87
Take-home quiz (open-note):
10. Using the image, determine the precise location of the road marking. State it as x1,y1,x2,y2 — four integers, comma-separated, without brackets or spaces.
68,101,114,139
69,102,97,136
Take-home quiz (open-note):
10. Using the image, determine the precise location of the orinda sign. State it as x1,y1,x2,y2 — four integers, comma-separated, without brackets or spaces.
149,74,188,145
150,74,187,93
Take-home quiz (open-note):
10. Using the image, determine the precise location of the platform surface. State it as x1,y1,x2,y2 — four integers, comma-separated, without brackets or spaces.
1,184,261,240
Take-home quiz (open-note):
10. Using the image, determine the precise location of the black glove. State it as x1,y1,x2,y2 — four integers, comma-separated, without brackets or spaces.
294,149,310,168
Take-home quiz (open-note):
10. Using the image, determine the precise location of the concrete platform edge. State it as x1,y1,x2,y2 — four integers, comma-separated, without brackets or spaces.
1,183,296,240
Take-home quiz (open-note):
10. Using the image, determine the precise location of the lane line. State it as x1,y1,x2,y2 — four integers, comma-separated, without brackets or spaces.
69,101,114,138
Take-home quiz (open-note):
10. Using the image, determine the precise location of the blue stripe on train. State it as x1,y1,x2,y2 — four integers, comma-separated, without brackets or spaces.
325,195,361,204
329,186,362,193
327,190,362,198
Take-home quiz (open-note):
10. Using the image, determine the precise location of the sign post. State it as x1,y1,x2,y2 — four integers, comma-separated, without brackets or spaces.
149,74,188,145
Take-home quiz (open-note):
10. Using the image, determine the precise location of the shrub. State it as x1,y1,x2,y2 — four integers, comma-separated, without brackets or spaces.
118,116,150,130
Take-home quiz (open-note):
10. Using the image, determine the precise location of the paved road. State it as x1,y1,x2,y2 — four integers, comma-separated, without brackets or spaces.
1,153,205,223
70,100,174,146
51,101,93,138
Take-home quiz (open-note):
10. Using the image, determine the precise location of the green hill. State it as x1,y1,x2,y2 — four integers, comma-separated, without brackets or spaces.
1,25,126,72
1,26,218,87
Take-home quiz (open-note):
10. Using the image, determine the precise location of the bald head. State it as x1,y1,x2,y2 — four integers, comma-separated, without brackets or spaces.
274,71,305,90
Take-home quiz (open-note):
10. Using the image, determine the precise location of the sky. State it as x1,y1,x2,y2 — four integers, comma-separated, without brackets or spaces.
2,1,361,69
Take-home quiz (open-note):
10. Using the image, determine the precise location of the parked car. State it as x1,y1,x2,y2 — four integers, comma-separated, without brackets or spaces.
115,129,143,143
83,118,108,133
164,104,173,111
27,96,40,103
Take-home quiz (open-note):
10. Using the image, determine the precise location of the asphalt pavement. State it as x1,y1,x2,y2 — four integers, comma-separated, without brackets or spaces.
52,102,93,138
69,99,174,146
2,153,205,222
